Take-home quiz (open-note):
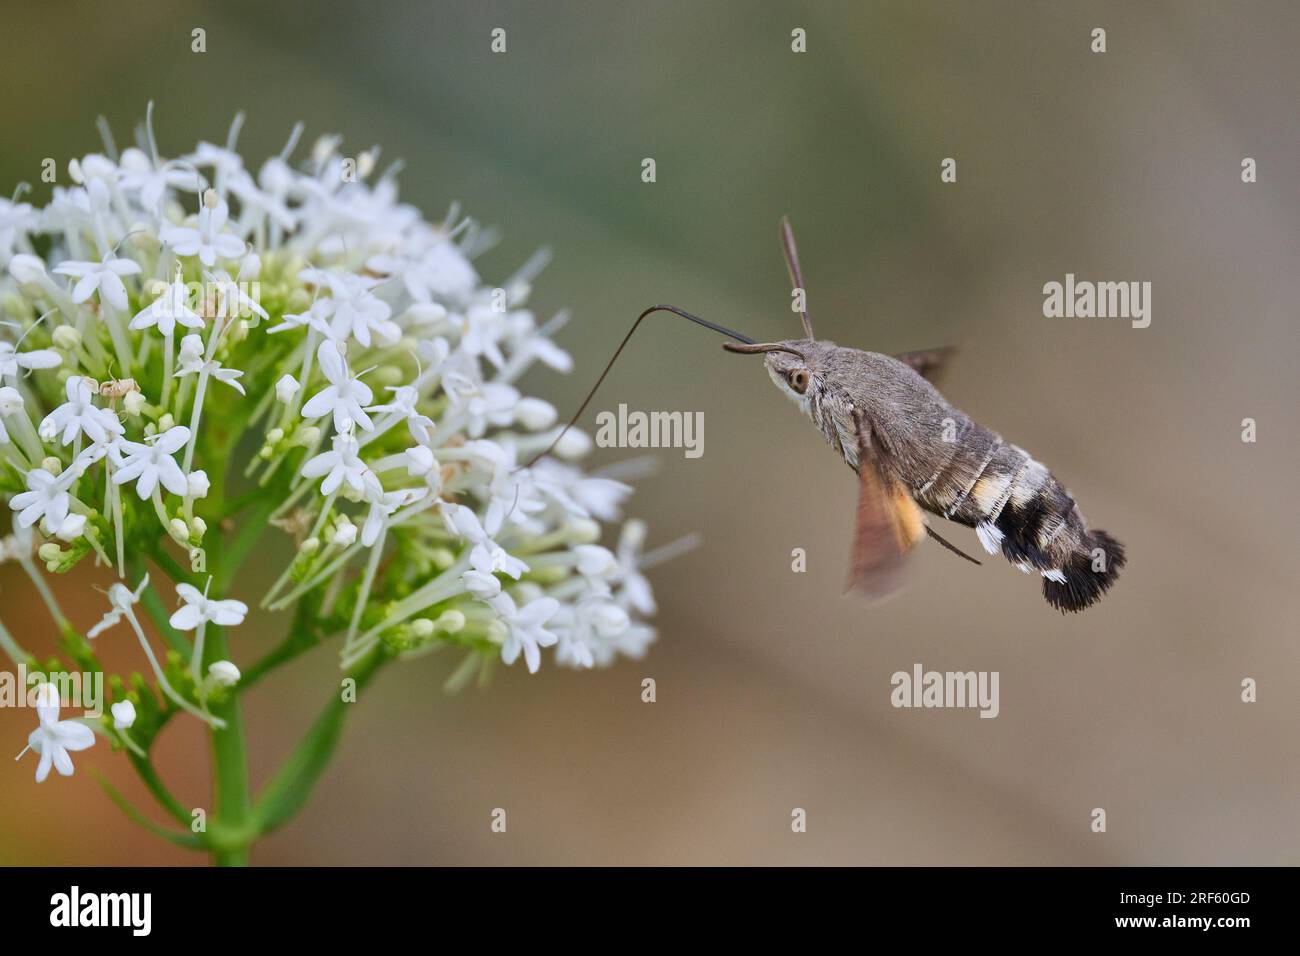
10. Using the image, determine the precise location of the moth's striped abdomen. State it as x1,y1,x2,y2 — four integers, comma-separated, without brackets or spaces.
913,419,1125,612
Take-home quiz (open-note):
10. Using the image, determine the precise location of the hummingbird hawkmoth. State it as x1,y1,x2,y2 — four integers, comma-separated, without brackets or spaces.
530,218,1125,612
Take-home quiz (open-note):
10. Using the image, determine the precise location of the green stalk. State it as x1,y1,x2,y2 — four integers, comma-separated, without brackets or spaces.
207,624,251,866
250,649,385,836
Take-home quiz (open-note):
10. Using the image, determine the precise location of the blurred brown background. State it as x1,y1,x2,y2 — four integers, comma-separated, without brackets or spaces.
1,1,1297,865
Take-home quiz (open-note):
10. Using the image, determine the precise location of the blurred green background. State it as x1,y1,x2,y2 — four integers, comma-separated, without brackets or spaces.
2,0,1297,864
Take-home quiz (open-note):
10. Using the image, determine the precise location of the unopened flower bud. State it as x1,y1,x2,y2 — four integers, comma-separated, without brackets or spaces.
158,413,175,431
123,391,145,415
187,470,210,499
405,445,436,477
0,386,23,415
50,326,80,352
554,427,592,459
331,517,357,548
237,251,262,281
410,618,435,638
515,397,556,431
574,544,616,577
178,335,203,365
407,303,448,326
41,457,61,475
567,518,601,544
275,374,300,403
111,700,137,730
436,610,465,634
514,581,545,604
208,661,241,687
38,543,61,562
295,426,320,447
8,253,47,285
169,518,190,541
300,537,321,555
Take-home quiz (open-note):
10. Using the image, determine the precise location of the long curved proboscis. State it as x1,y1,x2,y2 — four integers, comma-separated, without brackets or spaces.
519,305,756,470
721,341,806,358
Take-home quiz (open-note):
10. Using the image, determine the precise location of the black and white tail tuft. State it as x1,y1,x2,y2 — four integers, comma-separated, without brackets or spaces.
1041,530,1126,613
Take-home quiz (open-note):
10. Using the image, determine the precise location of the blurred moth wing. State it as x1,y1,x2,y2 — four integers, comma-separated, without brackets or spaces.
848,412,926,597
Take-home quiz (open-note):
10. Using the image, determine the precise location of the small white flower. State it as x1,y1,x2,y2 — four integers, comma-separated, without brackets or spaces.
130,271,204,337
206,268,268,321
161,198,245,266
52,512,87,542
267,298,332,336
170,582,249,630
361,486,426,547
448,378,519,439
301,341,374,432
118,147,203,215
52,254,142,312
463,569,501,600
111,700,136,730
455,304,507,369
303,269,399,348
0,340,62,380
366,383,420,419
9,465,75,530
300,431,381,497
614,520,656,615
174,341,245,394
87,573,150,638
19,684,95,783
443,503,528,579
207,660,241,687
39,375,123,446
0,197,38,260
490,592,560,674
111,424,191,499
275,373,300,403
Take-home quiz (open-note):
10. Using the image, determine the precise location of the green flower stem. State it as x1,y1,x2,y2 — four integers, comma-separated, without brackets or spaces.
18,556,70,632
126,748,192,827
0,616,30,665
250,648,386,837
207,624,251,866
133,557,193,655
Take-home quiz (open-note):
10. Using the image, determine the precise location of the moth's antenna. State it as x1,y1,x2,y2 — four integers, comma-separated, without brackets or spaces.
519,305,755,471
781,216,814,341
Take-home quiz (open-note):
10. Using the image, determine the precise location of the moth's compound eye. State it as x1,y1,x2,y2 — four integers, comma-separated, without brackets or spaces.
788,369,810,394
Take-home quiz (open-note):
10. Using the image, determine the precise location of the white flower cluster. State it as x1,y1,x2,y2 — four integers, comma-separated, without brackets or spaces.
0,114,672,780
